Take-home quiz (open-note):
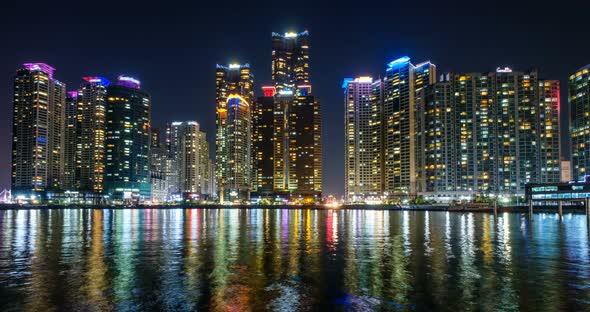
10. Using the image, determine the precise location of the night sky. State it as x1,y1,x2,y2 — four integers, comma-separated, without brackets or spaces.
1,0,588,197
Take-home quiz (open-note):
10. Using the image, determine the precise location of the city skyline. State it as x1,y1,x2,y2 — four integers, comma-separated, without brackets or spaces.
1,1,588,197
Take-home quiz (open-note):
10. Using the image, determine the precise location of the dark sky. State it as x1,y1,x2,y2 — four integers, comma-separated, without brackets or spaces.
1,0,588,197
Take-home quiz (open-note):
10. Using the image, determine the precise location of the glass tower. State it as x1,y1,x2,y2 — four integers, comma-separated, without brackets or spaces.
570,65,590,181
104,76,151,201
76,76,109,195
11,63,66,197
215,63,253,202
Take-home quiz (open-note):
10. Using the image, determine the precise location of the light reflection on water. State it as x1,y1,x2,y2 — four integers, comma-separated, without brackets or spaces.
0,209,589,311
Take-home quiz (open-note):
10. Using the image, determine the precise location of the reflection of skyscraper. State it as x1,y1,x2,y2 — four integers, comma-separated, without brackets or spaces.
11,63,66,196
215,63,253,202
77,76,109,195
104,76,151,200
570,65,590,181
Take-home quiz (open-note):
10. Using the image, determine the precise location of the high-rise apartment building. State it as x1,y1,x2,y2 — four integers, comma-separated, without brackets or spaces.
538,80,561,183
343,77,382,200
287,87,322,198
250,30,322,202
420,68,560,200
382,57,436,198
252,86,276,196
76,76,109,195
63,91,78,190
170,121,210,198
215,63,253,202
272,30,309,92
104,76,151,201
150,127,169,203
353,59,560,202
11,63,66,197
413,61,437,193
570,65,590,181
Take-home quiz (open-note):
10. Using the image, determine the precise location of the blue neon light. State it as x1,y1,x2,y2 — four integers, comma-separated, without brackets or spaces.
387,56,411,69
342,78,353,89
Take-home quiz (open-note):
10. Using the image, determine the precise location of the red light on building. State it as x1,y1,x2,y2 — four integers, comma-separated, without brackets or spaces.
262,86,276,97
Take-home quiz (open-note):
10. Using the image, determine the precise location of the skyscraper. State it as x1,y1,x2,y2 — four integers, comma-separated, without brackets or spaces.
272,30,309,92
76,76,109,195
413,61,437,193
343,77,382,201
250,30,322,202
63,91,78,190
538,80,561,184
382,57,435,198
570,65,590,181
252,86,276,196
150,127,169,203
215,63,253,202
287,86,322,199
104,76,151,201
11,63,66,197
419,68,560,201
170,121,210,198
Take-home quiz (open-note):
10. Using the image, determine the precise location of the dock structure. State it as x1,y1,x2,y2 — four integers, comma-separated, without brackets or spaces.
525,180,590,221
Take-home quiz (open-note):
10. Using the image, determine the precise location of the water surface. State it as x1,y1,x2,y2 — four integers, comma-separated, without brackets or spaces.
0,209,589,311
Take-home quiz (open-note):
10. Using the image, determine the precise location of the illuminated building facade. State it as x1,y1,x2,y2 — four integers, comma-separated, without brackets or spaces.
382,57,435,198
420,68,560,201
250,30,322,202
288,87,322,198
268,87,322,201
252,87,276,195
11,63,66,196
76,76,109,194
570,65,590,181
63,91,78,190
272,93,290,194
353,58,561,202
150,127,169,203
538,80,561,183
271,30,309,92
413,61,437,193
169,121,210,197
104,76,151,200
150,127,161,150
215,63,253,202
343,77,382,200
422,78,456,194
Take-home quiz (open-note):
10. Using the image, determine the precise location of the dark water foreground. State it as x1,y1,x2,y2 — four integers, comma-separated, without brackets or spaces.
0,209,589,311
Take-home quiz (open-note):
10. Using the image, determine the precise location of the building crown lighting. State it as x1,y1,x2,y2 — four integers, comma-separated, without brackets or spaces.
117,75,141,89
82,76,110,86
387,56,411,69
22,63,55,78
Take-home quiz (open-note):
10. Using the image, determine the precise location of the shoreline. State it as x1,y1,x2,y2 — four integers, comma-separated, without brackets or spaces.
0,203,588,214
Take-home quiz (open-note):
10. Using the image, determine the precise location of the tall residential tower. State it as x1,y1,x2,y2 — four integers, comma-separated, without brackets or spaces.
11,63,66,197
251,30,322,202
570,65,590,181
343,77,382,201
215,63,253,202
